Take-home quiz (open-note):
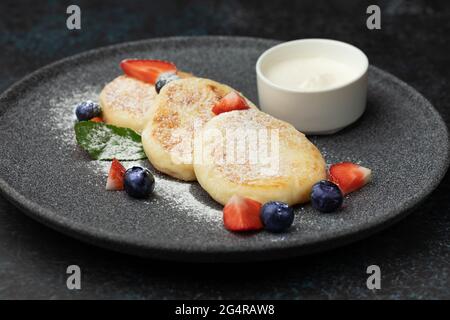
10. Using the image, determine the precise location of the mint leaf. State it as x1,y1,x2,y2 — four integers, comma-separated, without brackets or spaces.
74,121,146,160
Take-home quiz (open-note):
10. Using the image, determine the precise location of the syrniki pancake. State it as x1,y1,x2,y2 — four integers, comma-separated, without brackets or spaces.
99,75,156,133
100,72,191,133
141,77,257,181
193,109,327,205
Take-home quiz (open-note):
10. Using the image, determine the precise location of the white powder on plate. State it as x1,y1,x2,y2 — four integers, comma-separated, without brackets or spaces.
83,124,145,160
48,85,100,146
89,160,221,223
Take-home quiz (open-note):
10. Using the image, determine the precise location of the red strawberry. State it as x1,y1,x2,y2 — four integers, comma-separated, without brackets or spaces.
106,158,126,191
223,195,263,232
212,91,250,115
90,117,103,123
329,162,372,195
120,59,177,84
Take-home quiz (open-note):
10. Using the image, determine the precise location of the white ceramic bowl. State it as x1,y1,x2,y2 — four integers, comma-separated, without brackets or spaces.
256,39,369,135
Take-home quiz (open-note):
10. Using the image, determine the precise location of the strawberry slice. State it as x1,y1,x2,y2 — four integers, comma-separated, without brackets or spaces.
120,59,177,84
223,195,263,232
212,91,250,115
106,158,126,191
90,117,103,123
329,162,372,195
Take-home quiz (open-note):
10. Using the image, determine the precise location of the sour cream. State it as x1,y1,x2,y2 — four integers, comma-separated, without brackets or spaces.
265,57,358,91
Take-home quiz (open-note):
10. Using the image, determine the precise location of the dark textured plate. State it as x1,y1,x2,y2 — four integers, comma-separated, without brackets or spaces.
0,36,448,262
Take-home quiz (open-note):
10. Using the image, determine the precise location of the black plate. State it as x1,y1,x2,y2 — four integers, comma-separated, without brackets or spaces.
0,36,448,262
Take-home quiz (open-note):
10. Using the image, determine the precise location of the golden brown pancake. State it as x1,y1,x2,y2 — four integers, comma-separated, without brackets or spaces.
193,109,326,205
99,72,191,133
141,77,257,181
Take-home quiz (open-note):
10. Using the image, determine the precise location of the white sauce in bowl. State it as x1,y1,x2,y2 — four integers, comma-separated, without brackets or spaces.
265,57,358,91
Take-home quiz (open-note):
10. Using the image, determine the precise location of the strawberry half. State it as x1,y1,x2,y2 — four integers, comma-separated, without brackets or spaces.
223,195,263,232
212,91,250,115
329,162,372,195
120,59,177,84
106,158,126,191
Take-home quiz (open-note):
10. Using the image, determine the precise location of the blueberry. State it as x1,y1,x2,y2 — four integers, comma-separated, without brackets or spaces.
155,73,180,94
75,101,101,121
310,180,343,213
124,167,155,199
260,201,294,233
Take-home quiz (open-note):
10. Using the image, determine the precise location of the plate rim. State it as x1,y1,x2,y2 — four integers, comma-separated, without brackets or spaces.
0,36,449,262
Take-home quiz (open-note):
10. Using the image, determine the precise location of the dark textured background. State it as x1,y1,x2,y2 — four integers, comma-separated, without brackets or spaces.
0,0,449,299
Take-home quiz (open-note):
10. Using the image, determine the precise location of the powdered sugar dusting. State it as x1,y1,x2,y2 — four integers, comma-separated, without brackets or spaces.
151,175,222,223
89,160,221,223
47,85,100,145
83,124,144,160
101,75,156,115
202,109,324,184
